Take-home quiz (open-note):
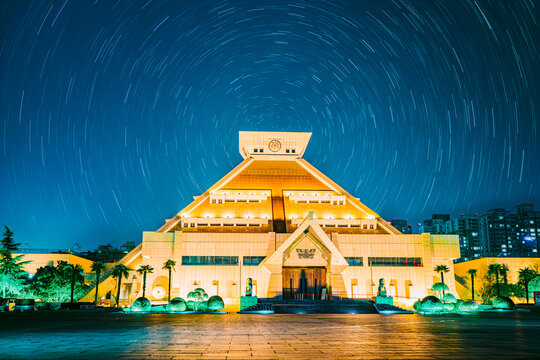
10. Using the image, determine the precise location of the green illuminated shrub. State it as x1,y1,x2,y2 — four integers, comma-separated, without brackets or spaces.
208,295,225,311
443,303,455,311
187,287,210,311
457,300,479,312
492,296,514,310
420,296,443,312
131,297,151,312
442,293,457,304
197,301,208,312
430,282,449,299
166,297,186,312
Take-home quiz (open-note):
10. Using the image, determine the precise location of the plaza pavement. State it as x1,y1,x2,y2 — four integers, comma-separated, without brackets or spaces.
0,311,539,359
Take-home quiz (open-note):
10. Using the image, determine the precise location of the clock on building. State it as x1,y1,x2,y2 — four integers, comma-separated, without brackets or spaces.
268,139,281,152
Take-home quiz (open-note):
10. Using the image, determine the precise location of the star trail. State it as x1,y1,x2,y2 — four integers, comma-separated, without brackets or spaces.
0,0,538,249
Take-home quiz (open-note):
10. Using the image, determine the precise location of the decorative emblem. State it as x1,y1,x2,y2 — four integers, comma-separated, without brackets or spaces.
268,139,281,152
296,249,316,259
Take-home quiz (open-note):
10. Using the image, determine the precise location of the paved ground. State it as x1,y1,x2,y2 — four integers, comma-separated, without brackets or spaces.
1,311,539,359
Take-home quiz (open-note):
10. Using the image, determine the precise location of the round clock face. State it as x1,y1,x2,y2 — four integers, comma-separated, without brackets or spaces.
268,139,281,152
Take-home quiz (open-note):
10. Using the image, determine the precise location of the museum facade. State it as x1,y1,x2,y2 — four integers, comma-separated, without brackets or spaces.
82,131,459,308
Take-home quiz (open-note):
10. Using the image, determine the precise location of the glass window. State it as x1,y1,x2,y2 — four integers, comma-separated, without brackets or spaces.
368,257,423,267
181,256,239,266
243,256,265,266
345,257,363,266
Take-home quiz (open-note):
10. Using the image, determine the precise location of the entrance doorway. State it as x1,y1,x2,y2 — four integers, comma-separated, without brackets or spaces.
282,267,327,300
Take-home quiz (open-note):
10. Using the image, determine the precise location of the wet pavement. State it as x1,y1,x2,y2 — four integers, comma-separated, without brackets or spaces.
1,310,539,359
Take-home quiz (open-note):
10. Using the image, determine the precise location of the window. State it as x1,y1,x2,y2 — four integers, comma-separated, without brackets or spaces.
368,257,423,267
286,149,290,153
182,256,239,265
345,257,363,266
259,148,263,153
253,149,258,153
292,149,296,153
243,256,265,266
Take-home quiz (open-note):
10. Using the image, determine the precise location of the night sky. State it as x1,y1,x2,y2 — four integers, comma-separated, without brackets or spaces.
1,1,538,250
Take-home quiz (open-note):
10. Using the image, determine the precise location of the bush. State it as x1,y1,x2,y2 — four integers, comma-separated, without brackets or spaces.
420,296,443,312
454,300,479,312
464,301,479,311
442,293,457,304
166,297,186,312
131,297,151,312
443,303,455,311
186,300,195,311
492,296,515,310
208,295,224,311
196,301,208,312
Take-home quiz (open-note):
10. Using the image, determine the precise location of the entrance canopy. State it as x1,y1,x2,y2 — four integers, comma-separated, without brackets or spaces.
263,213,349,272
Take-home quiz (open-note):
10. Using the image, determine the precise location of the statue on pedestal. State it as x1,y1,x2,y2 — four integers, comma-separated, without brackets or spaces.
377,278,387,297
245,277,253,297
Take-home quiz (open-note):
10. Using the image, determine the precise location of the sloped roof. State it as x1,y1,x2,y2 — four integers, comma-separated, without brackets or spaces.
157,156,400,234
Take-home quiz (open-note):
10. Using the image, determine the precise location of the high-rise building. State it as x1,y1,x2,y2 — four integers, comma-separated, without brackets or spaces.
420,214,450,234
390,219,412,234
479,204,539,258
445,214,481,261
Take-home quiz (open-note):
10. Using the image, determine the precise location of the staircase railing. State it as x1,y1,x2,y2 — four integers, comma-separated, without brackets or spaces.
84,243,142,294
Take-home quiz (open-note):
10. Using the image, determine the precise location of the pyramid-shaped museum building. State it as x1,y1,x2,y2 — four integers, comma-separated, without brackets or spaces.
82,131,459,308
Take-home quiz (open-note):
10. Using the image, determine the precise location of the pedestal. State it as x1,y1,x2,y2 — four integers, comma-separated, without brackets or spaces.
376,296,393,306
240,296,257,310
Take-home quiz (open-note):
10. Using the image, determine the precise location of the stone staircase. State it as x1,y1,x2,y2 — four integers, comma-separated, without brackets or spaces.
261,299,377,314
79,243,142,303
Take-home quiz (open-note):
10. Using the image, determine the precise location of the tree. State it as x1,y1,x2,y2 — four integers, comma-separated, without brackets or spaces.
111,264,130,307
499,264,509,284
430,282,449,299
27,262,88,302
1,226,20,251
91,261,107,305
162,260,176,301
0,226,30,298
137,265,154,298
518,267,537,304
488,263,502,297
64,264,84,304
433,265,450,295
467,268,477,301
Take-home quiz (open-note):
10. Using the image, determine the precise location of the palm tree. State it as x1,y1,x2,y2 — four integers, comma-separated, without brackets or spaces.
162,260,176,301
111,264,130,307
518,267,537,304
499,264,509,284
488,263,502,297
91,261,107,305
467,269,477,301
137,265,154,298
65,264,84,304
433,265,450,295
